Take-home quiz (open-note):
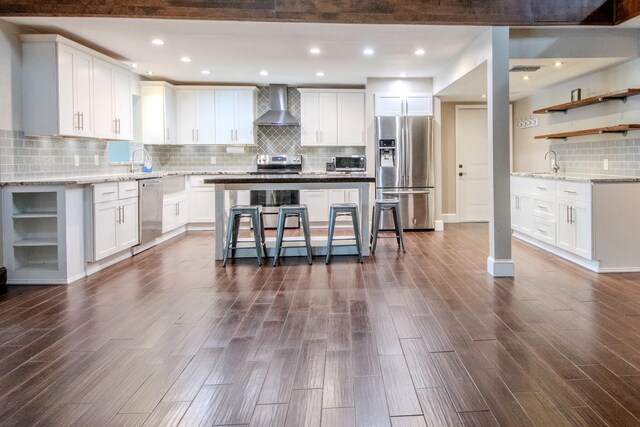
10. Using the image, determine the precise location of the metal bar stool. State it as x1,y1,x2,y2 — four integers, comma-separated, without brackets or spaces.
273,205,313,266
223,205,267,267
326,203,363,264
370,198,406,253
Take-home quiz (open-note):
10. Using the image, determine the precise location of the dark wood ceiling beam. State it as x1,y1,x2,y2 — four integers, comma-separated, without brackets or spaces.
0,0,617,26
616,0,640,23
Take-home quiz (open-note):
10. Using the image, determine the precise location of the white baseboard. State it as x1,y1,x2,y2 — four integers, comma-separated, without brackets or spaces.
187,223,215,231
85,251,133,276
513,231,600,272
487,257,515,277
442,213,459,223
435,220,444,231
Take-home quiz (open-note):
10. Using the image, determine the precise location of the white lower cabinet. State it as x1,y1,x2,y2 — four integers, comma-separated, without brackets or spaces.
163,195,187,233
556,199,592,258
189,187,216,223
301,189,360,224
90,181,139,262
511,192,533,235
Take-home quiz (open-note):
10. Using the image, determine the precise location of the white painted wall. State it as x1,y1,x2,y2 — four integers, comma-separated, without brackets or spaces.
513,58,640,173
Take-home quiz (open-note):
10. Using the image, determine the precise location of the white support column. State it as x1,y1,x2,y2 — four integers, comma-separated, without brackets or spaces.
486,27,514,277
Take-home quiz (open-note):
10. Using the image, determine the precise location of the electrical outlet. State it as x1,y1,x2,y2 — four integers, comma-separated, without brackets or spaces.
604,158,609,170
94,155,99,166
74,155,80,167
210,156,216,165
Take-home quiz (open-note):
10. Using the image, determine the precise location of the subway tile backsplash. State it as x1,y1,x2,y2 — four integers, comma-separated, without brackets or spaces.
0,87,364,181
551,139,640,177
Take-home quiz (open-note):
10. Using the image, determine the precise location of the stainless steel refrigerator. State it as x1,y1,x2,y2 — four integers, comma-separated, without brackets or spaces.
375,115,435,230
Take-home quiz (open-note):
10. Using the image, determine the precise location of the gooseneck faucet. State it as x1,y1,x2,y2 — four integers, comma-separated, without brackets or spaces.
130,148,151,173
544,150,560,174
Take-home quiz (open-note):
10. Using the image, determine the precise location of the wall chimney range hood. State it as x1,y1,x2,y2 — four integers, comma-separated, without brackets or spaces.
254,84,299,126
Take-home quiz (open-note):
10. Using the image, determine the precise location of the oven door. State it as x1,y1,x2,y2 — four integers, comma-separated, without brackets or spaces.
250,190,300,229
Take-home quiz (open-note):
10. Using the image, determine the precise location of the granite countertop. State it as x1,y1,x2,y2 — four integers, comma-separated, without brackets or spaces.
0,171,375,186
511,172,640,183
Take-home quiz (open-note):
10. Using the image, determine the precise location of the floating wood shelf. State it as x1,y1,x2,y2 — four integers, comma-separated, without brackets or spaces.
533,89,640,114
535,124,640,140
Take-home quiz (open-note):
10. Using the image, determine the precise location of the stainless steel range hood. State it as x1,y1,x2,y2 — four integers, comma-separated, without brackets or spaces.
254,84,299,126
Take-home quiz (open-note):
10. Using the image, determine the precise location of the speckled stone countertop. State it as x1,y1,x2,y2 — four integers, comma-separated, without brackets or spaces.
0,171,374,186
511,172,640,184
203,173,375,184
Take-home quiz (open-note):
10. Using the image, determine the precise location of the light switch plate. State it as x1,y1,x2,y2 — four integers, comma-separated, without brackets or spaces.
94,155,99,166
210,157,216,165
604,159,609,170
74,155,80,167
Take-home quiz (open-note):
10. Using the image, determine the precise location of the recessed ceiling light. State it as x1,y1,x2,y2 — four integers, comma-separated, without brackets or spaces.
363,48,374,55
523,75,530,80
180,56,191,63
151,39,164,46
201,69,210,75
399,72,407,78
260,70,269,76
414,49,425,56
310,48,321,54
131,63,138,69
146,71,154,75
316,71,325,77
554,61,564,67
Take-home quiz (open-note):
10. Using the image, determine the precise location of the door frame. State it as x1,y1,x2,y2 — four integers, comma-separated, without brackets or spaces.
455,105,488,223
452,104,513,223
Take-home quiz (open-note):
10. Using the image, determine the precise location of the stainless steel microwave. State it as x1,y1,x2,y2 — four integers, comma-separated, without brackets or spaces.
334,155,366,172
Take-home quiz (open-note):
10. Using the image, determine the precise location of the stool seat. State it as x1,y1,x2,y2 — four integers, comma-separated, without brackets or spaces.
370,199,406,254
273,204,313,266
223,205,267,267
326,204,363,264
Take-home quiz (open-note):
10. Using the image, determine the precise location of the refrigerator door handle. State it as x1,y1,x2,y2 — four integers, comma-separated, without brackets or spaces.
381,190,431,196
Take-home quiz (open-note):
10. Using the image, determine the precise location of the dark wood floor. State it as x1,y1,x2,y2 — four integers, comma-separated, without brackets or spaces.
2,224,640,426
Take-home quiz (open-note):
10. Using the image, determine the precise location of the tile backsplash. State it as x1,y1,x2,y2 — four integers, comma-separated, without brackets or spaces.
1,86,365,181
551,139,640,176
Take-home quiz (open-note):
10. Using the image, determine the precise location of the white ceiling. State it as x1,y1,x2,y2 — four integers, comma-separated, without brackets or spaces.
2,17,486,85
436,57,629,102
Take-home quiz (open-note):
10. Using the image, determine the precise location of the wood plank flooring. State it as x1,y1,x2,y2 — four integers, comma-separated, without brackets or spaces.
2,223,640,425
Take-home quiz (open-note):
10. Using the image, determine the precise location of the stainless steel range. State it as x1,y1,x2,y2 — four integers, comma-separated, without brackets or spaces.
250,154,302,229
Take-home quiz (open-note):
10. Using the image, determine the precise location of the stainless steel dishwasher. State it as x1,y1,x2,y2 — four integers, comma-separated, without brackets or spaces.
138,178,163,245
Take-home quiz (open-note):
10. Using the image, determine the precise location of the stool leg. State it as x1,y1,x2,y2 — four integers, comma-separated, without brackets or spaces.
273,210,287,267
371,205,382,254
351,209,363,263
251,211,264,266
301,209,313,265
260,212,268,259
326,208,336,264
369,205,376,247
231,214,242,259
222,212,236,267
393,206,406,253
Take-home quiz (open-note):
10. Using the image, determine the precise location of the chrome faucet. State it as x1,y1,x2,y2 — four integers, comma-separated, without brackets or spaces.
544,150,560,174
130,148,151,173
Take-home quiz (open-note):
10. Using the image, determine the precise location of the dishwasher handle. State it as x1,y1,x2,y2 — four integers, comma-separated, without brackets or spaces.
140,179,162,187
381,190,431,196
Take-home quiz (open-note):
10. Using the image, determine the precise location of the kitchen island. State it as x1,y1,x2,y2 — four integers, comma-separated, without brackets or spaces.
204,174,375,260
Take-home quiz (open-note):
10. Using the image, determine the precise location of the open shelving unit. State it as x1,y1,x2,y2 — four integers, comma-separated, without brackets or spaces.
533,88,640,114
535,124,640,140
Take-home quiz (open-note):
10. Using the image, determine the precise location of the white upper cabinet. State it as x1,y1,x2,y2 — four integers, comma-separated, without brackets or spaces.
215,88,256,145
141,82,176,145
92,58,132,140
300,89,365,146
374,93,433,116
176,89,216,144
22,35,135,139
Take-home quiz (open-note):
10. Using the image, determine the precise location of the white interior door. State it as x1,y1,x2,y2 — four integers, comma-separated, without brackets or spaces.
457,106,489,222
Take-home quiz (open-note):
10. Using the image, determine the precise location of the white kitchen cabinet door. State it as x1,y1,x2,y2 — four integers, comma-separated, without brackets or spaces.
176,90,197,144
300,190,329,222
556,200,573,252
190,188,216,223
215,90,235,145
301,92,320,146
117,197,139,250
511,193,520,231
337,92,365,146
176,197,188,228
57,45,76,136
92,58,114,139
162,199,178,233
573,201,592,259
73,49,94,137
405,94,433,116
319,92,338,145
141,82,176,145
112,66,132,140
375,94,403,116
93,200,119,260
196,90,216,144
517,193,534,236
234,90,255,145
